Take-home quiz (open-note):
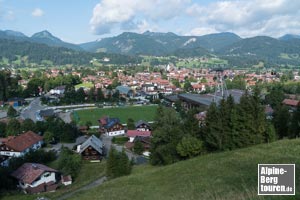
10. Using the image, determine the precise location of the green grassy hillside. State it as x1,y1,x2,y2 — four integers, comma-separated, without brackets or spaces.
70,139,300,200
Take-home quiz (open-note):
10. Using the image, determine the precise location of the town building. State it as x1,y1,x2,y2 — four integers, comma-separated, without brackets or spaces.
77,135,104,160
0,131,43,158
11,163,59,194
98,116,125,136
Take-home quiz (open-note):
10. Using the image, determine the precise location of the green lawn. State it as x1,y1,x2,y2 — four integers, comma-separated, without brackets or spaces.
75,82,94,89
1,161,106,200
69,139,300,200
75,105,157,125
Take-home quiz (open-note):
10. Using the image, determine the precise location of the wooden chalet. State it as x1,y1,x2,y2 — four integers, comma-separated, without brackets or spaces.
78,135,103,160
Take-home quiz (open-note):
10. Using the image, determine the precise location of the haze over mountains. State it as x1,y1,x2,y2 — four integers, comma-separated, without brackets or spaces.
1,29,300,66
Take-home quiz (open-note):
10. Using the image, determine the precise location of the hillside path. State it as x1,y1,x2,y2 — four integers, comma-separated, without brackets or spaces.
56,176,107,200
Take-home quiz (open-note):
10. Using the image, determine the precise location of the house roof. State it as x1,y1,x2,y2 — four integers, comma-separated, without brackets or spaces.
39,109,55,117
5,131,43,152
282,99,299,107
11,163,57,184
7,97,25,102
99,117,121,129
127,130,151,137
133,136,151,144
79,135,103,155
135,120,150,128
116,86,133,95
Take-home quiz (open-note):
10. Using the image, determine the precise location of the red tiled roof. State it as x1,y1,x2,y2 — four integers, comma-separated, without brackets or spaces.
11,163,57,185
126,130,151,137
282,99,299,107
5,131,43,152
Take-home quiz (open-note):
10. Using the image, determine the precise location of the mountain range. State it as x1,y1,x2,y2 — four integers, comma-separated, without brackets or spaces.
0,30,82,51
1,29,300,66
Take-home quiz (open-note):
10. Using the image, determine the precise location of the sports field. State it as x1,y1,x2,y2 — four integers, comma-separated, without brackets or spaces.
74,105,158,125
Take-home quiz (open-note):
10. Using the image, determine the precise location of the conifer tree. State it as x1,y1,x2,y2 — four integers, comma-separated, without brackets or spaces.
289,105,300,138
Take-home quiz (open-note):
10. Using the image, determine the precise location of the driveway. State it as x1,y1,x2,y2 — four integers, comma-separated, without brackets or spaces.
100,135,136,160
56,176,107,200
44,136,87,152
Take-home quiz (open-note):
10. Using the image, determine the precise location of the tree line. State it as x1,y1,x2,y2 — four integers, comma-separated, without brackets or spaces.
0,117,80,143
150,87,276,165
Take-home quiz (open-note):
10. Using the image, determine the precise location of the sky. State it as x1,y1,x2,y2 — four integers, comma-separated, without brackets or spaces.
0,0,300,44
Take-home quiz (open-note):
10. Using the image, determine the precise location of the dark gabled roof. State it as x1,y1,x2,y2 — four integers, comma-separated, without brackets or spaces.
178,89,244,106
105,118,121,129
7,97,25,102
99,116,122,129
39,109,55,117
133,136,151,144
79,135,103,154
54,85,66,90
135,120,150,128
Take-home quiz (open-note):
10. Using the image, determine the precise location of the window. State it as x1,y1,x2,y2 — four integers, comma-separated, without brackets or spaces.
44,172,50,177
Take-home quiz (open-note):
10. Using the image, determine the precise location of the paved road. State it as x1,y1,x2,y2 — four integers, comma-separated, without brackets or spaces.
20,97,46,122
44,136,87,152
0,111,7,119
101,135,136,160
56,176,107,200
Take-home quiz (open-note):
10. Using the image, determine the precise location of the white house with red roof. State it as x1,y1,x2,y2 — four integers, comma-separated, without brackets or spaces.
0,131,43,158
11,163,59,194
126,130,151,142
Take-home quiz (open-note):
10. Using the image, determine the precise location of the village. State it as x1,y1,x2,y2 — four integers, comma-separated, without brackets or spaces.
0,62,300,198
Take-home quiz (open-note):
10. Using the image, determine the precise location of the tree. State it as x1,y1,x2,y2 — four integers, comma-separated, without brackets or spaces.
184,80,192,92
265,84,285,108
43,131,55,144
133,140,144,155
127,118,135,130
58,147,82,178
75,87,86,103
176,135,203,158
96,88,104,102
21,119,36,132
85,121,92,129
289,105,300,138
106,147,131,178
6,118,21,136
150,107,183,165
172,79,180,88
25,78,44,97
203,102,223,151
0,122,6,137
88,87,95,102
272,105,290,138
265,122,277,143
7,106,17,118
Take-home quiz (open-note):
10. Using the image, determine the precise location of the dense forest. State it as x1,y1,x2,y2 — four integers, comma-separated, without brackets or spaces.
0,39,141,66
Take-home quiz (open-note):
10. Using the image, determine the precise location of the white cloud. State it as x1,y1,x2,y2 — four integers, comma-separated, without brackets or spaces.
4,10,15,21
90,0,190,35
186,0,300,37
32,8,44,17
